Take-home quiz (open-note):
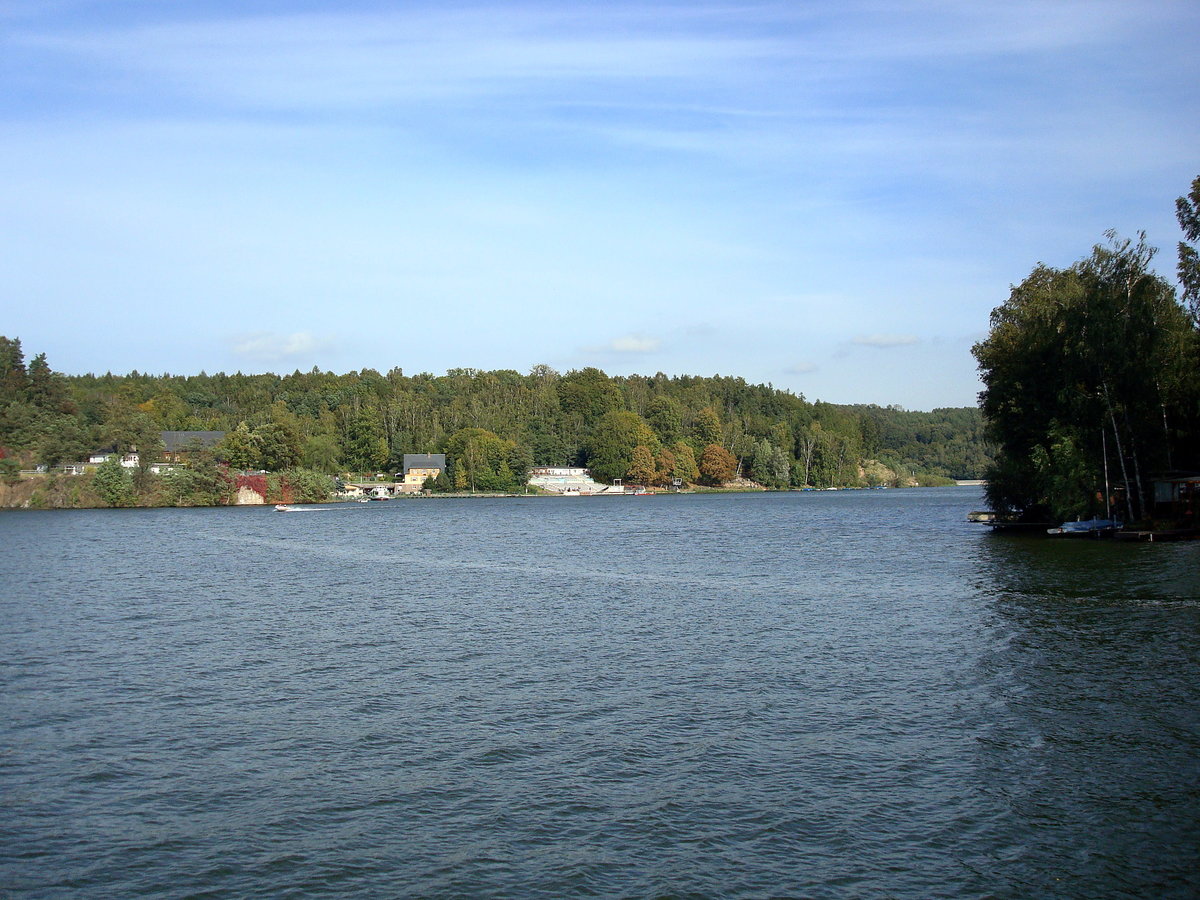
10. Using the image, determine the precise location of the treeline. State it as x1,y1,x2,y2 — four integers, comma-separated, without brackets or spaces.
0,340,989,497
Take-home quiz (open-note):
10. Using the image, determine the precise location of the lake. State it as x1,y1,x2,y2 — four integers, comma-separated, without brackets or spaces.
2,487,1198,898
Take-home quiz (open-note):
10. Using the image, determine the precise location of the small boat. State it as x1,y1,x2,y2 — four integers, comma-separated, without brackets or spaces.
1047,517,1122,536
275,504,293,512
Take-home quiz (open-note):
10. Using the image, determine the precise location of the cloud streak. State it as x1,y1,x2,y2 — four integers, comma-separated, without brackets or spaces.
610,334,661,353
230,332,332,363
3,1,1195,409
852,334,920,349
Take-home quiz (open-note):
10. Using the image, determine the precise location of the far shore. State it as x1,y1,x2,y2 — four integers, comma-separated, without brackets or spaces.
0,479,975,511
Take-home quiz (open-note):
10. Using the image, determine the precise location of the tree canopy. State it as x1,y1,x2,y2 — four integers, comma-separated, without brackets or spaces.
1176,174,1200,321
1,343,991,502
973,219,1199,523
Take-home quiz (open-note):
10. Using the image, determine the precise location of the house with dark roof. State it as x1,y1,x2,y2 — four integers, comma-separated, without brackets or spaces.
400,453,446,491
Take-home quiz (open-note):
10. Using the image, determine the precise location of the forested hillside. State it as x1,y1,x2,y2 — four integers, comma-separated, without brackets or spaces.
1,338,989,499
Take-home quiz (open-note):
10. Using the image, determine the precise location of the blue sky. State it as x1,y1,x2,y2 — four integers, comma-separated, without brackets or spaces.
3,0,1197,409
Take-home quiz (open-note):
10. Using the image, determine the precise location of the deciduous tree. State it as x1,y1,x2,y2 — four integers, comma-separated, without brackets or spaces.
671,441,699,484
627,444,656,485
583,410,658,484
973,232,1193,521
691,407,723,450
93,455,135,507
1176,174,1200,321
698,444,736,485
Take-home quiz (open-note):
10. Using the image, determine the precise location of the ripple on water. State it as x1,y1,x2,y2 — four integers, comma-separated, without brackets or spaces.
1,490,1198,898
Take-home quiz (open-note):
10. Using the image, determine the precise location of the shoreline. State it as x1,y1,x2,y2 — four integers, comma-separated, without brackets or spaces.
0,481,975,511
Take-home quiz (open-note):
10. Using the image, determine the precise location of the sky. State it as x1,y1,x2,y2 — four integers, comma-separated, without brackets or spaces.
2,0,1197,410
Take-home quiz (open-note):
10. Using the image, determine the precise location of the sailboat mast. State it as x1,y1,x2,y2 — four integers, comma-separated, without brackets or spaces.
1102,426,1112,521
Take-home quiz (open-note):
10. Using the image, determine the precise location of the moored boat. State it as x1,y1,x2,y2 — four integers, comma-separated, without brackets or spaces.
1047,517,1122,536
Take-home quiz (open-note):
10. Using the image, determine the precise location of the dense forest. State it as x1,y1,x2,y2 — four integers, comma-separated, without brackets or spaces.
973,176,1200,525
0,340,989,506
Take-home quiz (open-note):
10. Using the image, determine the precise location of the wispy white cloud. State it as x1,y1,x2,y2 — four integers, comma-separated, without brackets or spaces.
852,334,920,349
610,334,661,353
3,1,1195,410
14,11,777,110
230,331,332,362
9,1,1195,185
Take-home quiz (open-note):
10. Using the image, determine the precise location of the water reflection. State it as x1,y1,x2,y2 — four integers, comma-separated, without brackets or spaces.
969,534,1200,897
978,532,1198,603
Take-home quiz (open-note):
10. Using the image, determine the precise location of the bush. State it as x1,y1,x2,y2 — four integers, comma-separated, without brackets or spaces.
281,468,336,503
93,456,135,507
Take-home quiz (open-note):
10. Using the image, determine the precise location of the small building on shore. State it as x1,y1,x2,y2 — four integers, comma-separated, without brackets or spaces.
528,466,602,494
1152,473,1200,522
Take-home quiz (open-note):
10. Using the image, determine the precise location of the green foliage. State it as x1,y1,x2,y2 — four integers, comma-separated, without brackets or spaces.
302,433,340,473
583,410,659,484
751,438,791,489
35,415,91,467
645,396,683,445
342,407,388,473
159,464,229,507
426,469,452,493
671,441,700,484
845,405,990,481
256,421,302,471
0,335,996,507
219,422,261,471
0,337,28,402
1177,174,1200,321
0,456,20,483
557,367,623,421
690,407,723,450
974,231,1196,522
281,468,336,504
446,427,525,492
92,455,135,507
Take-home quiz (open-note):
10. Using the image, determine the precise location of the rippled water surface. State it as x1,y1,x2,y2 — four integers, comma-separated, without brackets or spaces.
2,488,1198,898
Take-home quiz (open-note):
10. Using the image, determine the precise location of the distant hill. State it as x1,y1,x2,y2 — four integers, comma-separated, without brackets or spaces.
1,338,991,489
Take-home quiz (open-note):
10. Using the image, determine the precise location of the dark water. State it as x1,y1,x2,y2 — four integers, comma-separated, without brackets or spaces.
2,488,1197,898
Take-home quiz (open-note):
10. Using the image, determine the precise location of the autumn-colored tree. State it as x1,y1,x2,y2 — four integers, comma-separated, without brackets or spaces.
653,446,676,486
627,444,656,485
698,443,737,485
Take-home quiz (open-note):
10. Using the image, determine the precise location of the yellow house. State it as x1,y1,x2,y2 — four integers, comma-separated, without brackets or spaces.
402,453,446,490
